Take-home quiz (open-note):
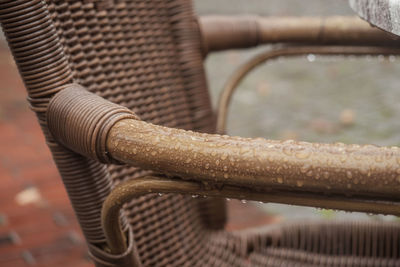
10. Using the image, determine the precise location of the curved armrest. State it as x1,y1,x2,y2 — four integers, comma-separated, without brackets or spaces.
47,84,400,254
107,118,400,202
199,16,400,54
47,84,400,206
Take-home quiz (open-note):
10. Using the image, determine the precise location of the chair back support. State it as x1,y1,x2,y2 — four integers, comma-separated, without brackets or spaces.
0,0,226,265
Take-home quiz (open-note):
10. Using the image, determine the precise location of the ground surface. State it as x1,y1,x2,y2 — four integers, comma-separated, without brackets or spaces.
0,0,399,266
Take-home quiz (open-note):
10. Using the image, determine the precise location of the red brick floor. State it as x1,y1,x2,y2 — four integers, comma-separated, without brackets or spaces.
0,44,278,266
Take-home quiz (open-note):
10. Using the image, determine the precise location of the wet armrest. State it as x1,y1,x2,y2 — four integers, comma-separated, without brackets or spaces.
45,84,400,254
107,118,400,203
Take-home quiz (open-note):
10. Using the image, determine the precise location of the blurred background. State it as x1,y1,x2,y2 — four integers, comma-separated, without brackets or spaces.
199,0,400,221
0,0,399,266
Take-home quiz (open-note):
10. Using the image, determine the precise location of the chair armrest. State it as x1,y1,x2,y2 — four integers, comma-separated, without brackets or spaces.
47,84,400,206
46,84,400,254
107,118,400,203
199,15,400,54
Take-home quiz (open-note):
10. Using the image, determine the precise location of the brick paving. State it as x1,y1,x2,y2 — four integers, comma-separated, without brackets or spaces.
0,43,276,266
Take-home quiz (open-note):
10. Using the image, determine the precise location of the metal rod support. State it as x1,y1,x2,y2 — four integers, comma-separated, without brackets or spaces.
102,176,400,254
216,45,400,133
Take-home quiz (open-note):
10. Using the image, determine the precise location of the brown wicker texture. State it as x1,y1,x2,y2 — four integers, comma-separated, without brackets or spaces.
0,0,224,265
246,221,400,267
1,0,400,266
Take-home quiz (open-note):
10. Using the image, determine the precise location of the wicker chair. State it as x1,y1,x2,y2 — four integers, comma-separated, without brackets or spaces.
1,0,400,266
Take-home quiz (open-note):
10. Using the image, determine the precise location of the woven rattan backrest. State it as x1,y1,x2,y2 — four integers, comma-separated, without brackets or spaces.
0,0,225,265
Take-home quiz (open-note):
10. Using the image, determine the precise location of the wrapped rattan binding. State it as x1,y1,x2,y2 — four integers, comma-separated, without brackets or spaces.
47,84,139,164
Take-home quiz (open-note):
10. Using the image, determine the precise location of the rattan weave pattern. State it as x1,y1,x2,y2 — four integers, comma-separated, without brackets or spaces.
0,0,114,247
46,1,225,263
247,221,400,266
0,0,224,264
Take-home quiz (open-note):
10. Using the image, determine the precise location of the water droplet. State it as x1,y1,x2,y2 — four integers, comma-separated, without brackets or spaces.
158,193,163,197
221,153,228,160
153,136,160,144
282,147,293,156
296,180,304,187
307,54,316,62
240,147,251,155
295,151,311,159
226,198,231,201
306,170,313,177
282,139,295,144
216,160,220,166
146,147,151,152
300,164,310,173
346,171,353,179
277,177,283,184
205,163,210,169
192,195,199,198
241,199,247,204
223,166,228,171
375,155,384,163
